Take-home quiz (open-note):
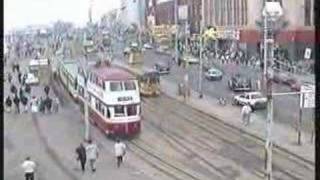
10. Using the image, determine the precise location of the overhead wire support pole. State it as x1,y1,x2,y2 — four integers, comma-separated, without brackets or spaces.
174,0,179,64
198,0,204,98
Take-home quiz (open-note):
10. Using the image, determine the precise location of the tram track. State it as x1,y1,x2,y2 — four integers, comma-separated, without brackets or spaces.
141,96,314,180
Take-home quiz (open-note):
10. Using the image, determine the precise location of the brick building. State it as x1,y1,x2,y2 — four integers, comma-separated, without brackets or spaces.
203,0,315,59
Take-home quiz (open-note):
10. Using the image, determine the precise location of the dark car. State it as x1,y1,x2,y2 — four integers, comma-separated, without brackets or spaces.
228,74,252,92
154,62,170,75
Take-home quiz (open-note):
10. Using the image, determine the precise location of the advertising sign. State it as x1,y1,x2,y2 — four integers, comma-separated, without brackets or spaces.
300,84,315,108
178,5,188,20
304,48,311,59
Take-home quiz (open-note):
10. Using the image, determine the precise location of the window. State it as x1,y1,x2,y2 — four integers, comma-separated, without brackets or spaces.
127,105,137,116
124,81,136,90
110,82,123,91
305,0,311,26
114,105,125,117
213,0,248,26
106,107,111,118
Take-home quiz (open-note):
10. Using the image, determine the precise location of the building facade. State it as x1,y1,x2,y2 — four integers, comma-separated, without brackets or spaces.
203,0,314,59
119,0,147,29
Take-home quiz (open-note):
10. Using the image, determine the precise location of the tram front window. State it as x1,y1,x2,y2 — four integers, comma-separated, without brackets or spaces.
110,82,123,91
124,81,136,90
127,104,137,116
114,105,125,117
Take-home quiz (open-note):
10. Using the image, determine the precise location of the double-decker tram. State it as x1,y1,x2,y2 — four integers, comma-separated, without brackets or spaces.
76,62,142,137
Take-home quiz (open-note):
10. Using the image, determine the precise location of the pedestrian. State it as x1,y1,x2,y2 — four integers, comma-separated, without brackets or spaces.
22,74,27,85
19,87,24,99
85,140,99,172
21,157,36,180
7,72,12,84
39,97,45,114
5,96,13,113
44,85,50,96
241,104,252,126
18,71,22,84
45,97,52,113
16,63,20,73
75,143,87,173
52,97,60,113
13,94,20,114
21,95,28,113
114,139,126,168
10,84,17,95
30,96,38,113
25,84,31,95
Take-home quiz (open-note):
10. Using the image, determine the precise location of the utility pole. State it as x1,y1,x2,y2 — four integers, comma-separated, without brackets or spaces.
264,16,274,180
138,0,142,48
198,0,204,98
174,0,179,64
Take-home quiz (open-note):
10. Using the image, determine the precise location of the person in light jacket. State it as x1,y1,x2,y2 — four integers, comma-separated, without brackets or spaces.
85,140,99,172
114,139,126,168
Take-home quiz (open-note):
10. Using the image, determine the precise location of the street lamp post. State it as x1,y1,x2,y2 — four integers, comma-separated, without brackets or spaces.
81,53,91,142
174,0,179,64
262,2,283,180
198,0,204,98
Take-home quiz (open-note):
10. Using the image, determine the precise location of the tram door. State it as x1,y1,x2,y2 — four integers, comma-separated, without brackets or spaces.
125,106,129,134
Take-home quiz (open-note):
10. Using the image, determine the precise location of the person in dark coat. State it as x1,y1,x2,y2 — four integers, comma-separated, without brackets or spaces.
22,74,27,85
13,94,20,114
5,96,13,113
21,96,28,113
7,72,12,84
75,143,87,172
45,97,52,113
19,87,24,99
44,85,50,96
18,72,22,84
16,63,20,73
10,84,17,94
25,84,31,94
39,97,45,113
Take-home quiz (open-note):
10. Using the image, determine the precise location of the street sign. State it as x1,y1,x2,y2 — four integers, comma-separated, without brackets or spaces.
300,84,315,108
178,5,188,20
304,48,311,59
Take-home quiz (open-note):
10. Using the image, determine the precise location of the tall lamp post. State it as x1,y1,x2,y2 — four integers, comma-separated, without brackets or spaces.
262,2,283,180
198,0,204,98
174,0,179,64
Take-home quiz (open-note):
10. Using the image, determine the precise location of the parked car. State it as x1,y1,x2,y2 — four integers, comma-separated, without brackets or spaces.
143,43,153,49
154,61,170,75
156,45,170,54
181,55,199,64
228,74,252,92
232,92,267,109
25,73,39,85
205,67,223,81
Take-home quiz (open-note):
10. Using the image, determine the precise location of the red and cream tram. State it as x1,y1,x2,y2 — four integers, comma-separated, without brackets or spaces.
76,63,142,136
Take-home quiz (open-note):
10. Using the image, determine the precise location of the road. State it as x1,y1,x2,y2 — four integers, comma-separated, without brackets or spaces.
111,42,314,132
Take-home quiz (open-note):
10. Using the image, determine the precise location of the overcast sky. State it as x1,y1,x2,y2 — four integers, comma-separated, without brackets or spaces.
4,0,120,32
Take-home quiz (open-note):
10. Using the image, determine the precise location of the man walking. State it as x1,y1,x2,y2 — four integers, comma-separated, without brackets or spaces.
86,140,99,172
241,104,252,126
75,143,87,173
114,139,126,168
13,94,20,114
21,157,36,180
44,85,50,96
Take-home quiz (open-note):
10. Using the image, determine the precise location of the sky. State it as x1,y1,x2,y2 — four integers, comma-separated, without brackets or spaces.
4,0,120,33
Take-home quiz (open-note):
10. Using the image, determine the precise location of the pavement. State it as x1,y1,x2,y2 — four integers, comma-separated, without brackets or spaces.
4,56,155,180
112,58,315,165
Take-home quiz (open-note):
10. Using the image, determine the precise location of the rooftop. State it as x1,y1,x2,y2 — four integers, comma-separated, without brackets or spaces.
90,65,135,81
